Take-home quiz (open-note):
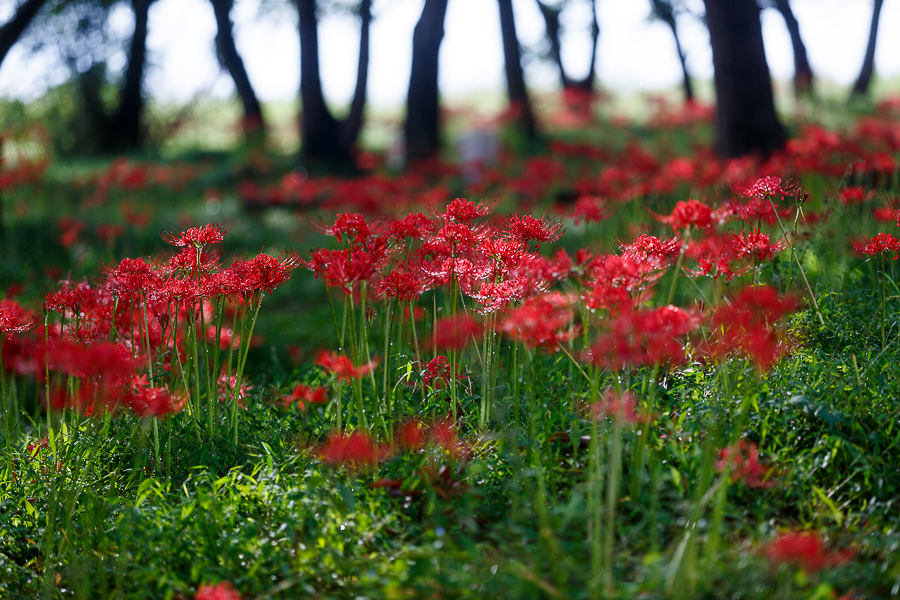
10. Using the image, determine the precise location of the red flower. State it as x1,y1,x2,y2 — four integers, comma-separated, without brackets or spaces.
126,384,187,418
500,213,565,248
731,229,787,262
851,232,900,258
195,582,241,600
318,430,389,468
0,300,36,337
428,314,483,351
732,176,801,199
500,292,578,350
652,199,729,231
764,531,853,574
315,351,378,381
715,441,774,488
396,420,427,451
313,213,376,245
282,384,328,409
161,223,225,248
436,198,493,224
589,389,646,425
588,305,699,370
572,196,611,225
390,212,435,241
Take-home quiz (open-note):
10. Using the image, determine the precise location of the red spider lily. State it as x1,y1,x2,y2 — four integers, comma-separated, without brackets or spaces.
0,300,36,337
125,384,187,418
588,305,699,370
436,198,494,224
764,531,854,574
731,229,788,262
160,223,225,248
236,252,302,296
479,236,528,277
702,285,798,371
103,257,162,299
43,280,106,318
195,581,241,600
715,441,774,488
318,430,390,468
218,373,252,407
851,232,900,258
303,245,389,296
470,275,548,314
732,176,802,199
166,247,220,278
419,355,469,389
58,217,85,248
589,389,646,425
375,265,427,302
583,279,632,312
651,199,729,231
281,384,328,409
685,233,748,281
500,292,579,350
396,420,427,451
390,212,435,241
40,339,140,382
429,419,470,459
837,186,876,206
315,351,379,381
312,213,379,246
499,213,566,248
728,196,793,225
572,195,611,225
618,235,682,284
428,314,484,350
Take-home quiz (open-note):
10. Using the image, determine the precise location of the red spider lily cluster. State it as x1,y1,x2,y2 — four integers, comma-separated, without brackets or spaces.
2,224,298,429
195,582,241,600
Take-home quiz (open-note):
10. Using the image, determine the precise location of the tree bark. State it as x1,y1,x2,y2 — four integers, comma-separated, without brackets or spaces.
404,0,449,163
850,0,884,98
704,0,785,158
109,0,152,152
211,0,265,133
650,0,693,102
498,0,536,138
298,0,371,165
0,0,47,67
773,0,812,96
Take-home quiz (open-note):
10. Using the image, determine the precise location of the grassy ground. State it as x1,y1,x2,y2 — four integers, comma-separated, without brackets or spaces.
1,93,900,599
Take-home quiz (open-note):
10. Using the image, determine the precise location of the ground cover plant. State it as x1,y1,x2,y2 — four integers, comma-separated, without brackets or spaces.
2,98,900,599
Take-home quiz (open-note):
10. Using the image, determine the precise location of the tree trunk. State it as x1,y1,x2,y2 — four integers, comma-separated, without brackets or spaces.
704,0,785,158
404,0,449,163
338,0,370,154
773,0,813,96
298,0,370,166
498,0,536,138
536,0,598,92
0,0,47,66
211,0,265,134
850,0,884,98
650,0,693,102
109,0,152,152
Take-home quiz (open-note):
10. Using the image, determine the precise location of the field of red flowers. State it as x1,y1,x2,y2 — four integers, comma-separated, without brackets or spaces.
2,99,900,599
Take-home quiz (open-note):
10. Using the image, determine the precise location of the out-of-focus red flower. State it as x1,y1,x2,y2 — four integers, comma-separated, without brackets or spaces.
589,389,646,425
715,441,774,488
764,531,854,574
588,305,699,370
281,384,328,409
428,314,484,350
572,196,611,225
500,292,579,350
397,420,427,451
318,430,389,468
315,351,378,381
652,199,729,231
195,582,241,600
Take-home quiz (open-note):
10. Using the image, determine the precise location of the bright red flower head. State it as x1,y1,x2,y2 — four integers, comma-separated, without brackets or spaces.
315,351,378,381
500,292,578,350
0,300,36,337
715,441,774,488
195,582,241,600
161,223,225,248
282,383,328,409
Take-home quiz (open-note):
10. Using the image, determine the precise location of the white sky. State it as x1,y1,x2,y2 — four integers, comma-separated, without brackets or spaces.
1,0,899,107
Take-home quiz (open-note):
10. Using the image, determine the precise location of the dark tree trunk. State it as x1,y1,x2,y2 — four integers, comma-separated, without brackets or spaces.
773,0,813,96
704,0,786,158
109,0,152,152
536,0,598,92
498,0,536,138
0,0,47,66
404,0,449,163
850,0,884,98
650,0,693,102
211,0,265,133
298,0,371,165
